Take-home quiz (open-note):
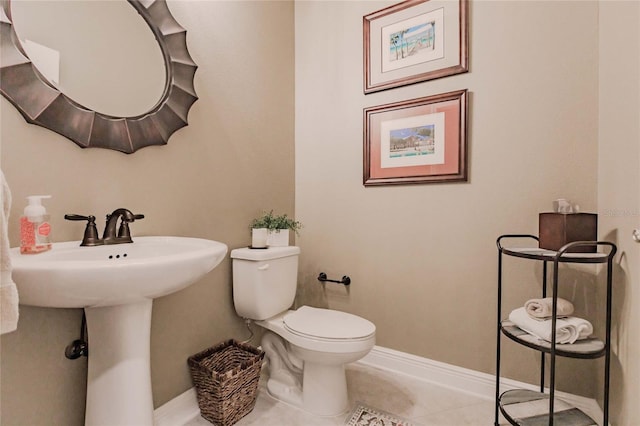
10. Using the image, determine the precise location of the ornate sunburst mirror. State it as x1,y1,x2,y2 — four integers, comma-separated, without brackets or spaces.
0,0,198,154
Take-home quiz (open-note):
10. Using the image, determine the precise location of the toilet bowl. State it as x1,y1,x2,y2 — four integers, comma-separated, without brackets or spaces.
257,306,375,416
230,246,376,417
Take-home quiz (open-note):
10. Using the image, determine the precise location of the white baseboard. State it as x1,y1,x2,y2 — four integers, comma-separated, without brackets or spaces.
154,387,200,426
154,345,604,426
358,345,605,423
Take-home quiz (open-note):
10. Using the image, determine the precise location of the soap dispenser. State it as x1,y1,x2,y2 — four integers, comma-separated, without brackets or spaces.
20,195,52,254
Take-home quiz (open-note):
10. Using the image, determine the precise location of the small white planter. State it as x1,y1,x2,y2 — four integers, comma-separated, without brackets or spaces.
267,229,290,247
251,228,268,248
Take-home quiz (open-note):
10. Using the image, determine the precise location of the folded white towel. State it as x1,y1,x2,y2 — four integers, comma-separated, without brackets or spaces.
509,307,592,344
525,297,574,319
1,169,18,335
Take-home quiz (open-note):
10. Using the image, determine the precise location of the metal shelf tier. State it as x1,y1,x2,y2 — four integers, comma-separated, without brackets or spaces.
501,321,605,359
500,247,610,264
499,389,597,426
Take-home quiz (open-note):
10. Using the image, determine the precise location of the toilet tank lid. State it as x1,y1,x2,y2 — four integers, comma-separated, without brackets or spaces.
231,246,300,261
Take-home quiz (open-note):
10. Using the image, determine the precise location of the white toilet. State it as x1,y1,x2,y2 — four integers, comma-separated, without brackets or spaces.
231,246,376,416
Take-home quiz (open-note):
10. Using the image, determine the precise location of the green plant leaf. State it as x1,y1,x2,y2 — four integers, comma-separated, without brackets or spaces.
250,210,302,235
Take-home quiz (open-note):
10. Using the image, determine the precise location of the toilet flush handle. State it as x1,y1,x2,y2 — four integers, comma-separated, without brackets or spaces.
258,264,270,271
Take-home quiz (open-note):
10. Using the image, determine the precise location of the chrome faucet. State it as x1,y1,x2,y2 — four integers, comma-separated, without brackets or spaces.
65,208,144,246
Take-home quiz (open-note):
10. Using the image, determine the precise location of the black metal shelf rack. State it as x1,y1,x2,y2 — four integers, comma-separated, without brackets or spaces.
495,235,616,426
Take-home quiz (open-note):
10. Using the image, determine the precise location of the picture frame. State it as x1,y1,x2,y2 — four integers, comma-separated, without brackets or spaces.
363,89,468,186
363,0,468,94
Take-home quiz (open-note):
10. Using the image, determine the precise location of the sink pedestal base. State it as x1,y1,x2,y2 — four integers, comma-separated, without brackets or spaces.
84,299,154,426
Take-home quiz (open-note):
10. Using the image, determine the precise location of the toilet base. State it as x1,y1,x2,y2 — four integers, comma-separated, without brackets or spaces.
261,332,350,417
302,361,349,416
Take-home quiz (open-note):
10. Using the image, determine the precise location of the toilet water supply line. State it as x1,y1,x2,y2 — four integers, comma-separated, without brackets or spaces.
242,319,255,344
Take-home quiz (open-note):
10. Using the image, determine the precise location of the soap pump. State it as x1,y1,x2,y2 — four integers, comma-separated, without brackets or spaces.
20,195,52,254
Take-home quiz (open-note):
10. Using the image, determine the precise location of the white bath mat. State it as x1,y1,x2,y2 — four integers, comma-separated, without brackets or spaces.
345,403,420,426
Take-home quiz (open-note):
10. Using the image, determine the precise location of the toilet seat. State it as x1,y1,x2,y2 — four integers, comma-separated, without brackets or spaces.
257,308,376,354
283,306,375,341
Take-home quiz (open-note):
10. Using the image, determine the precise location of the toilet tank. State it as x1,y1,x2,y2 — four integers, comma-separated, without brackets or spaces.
231,246,300,320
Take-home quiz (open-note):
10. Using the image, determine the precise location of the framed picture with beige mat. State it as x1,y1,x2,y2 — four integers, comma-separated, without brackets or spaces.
363,0,469,94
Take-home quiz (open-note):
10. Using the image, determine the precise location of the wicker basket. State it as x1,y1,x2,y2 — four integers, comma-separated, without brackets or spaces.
188,339,265,426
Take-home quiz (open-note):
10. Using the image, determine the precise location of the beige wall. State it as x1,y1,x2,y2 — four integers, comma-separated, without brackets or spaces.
0,1,294,425
295,0,601,397
598,1,640,424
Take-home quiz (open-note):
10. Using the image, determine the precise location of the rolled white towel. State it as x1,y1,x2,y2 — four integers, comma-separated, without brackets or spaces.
524,297,574,319
509,307,593,344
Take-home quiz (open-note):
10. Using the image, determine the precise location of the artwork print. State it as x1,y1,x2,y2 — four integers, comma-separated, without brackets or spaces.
390,125,435,157
380,112,445,168
382,8,444,73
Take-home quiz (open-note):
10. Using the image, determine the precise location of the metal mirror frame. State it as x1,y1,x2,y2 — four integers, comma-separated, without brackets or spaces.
0,0,198,154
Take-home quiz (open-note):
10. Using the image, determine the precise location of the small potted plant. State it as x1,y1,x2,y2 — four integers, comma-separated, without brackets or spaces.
250,210,302,247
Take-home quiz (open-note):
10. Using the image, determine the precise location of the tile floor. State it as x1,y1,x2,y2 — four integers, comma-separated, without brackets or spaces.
185,362,498,426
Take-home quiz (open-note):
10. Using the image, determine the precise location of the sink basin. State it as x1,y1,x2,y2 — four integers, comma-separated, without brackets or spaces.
10,236,228,426
10,236,228,308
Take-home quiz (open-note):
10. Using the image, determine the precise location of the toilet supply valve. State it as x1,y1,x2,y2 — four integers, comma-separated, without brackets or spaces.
317,272,351,286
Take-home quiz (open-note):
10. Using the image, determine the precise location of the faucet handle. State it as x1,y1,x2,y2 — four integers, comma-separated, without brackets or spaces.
64,214,94,222
118,221,131,238
125,213,144,222
64,214,103,246
118,213,144,238
115,212,144,223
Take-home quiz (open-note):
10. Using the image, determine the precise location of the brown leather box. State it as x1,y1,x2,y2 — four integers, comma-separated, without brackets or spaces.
539,213,598,252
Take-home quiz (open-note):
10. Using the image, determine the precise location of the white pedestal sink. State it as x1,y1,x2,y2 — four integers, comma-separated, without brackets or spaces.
10,236,228,426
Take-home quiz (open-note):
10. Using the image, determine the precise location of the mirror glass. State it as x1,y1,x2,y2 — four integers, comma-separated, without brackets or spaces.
10,0,165,118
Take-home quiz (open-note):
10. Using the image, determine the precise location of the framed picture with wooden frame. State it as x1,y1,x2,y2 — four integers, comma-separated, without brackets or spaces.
363,89,468,186
363,0,469,94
